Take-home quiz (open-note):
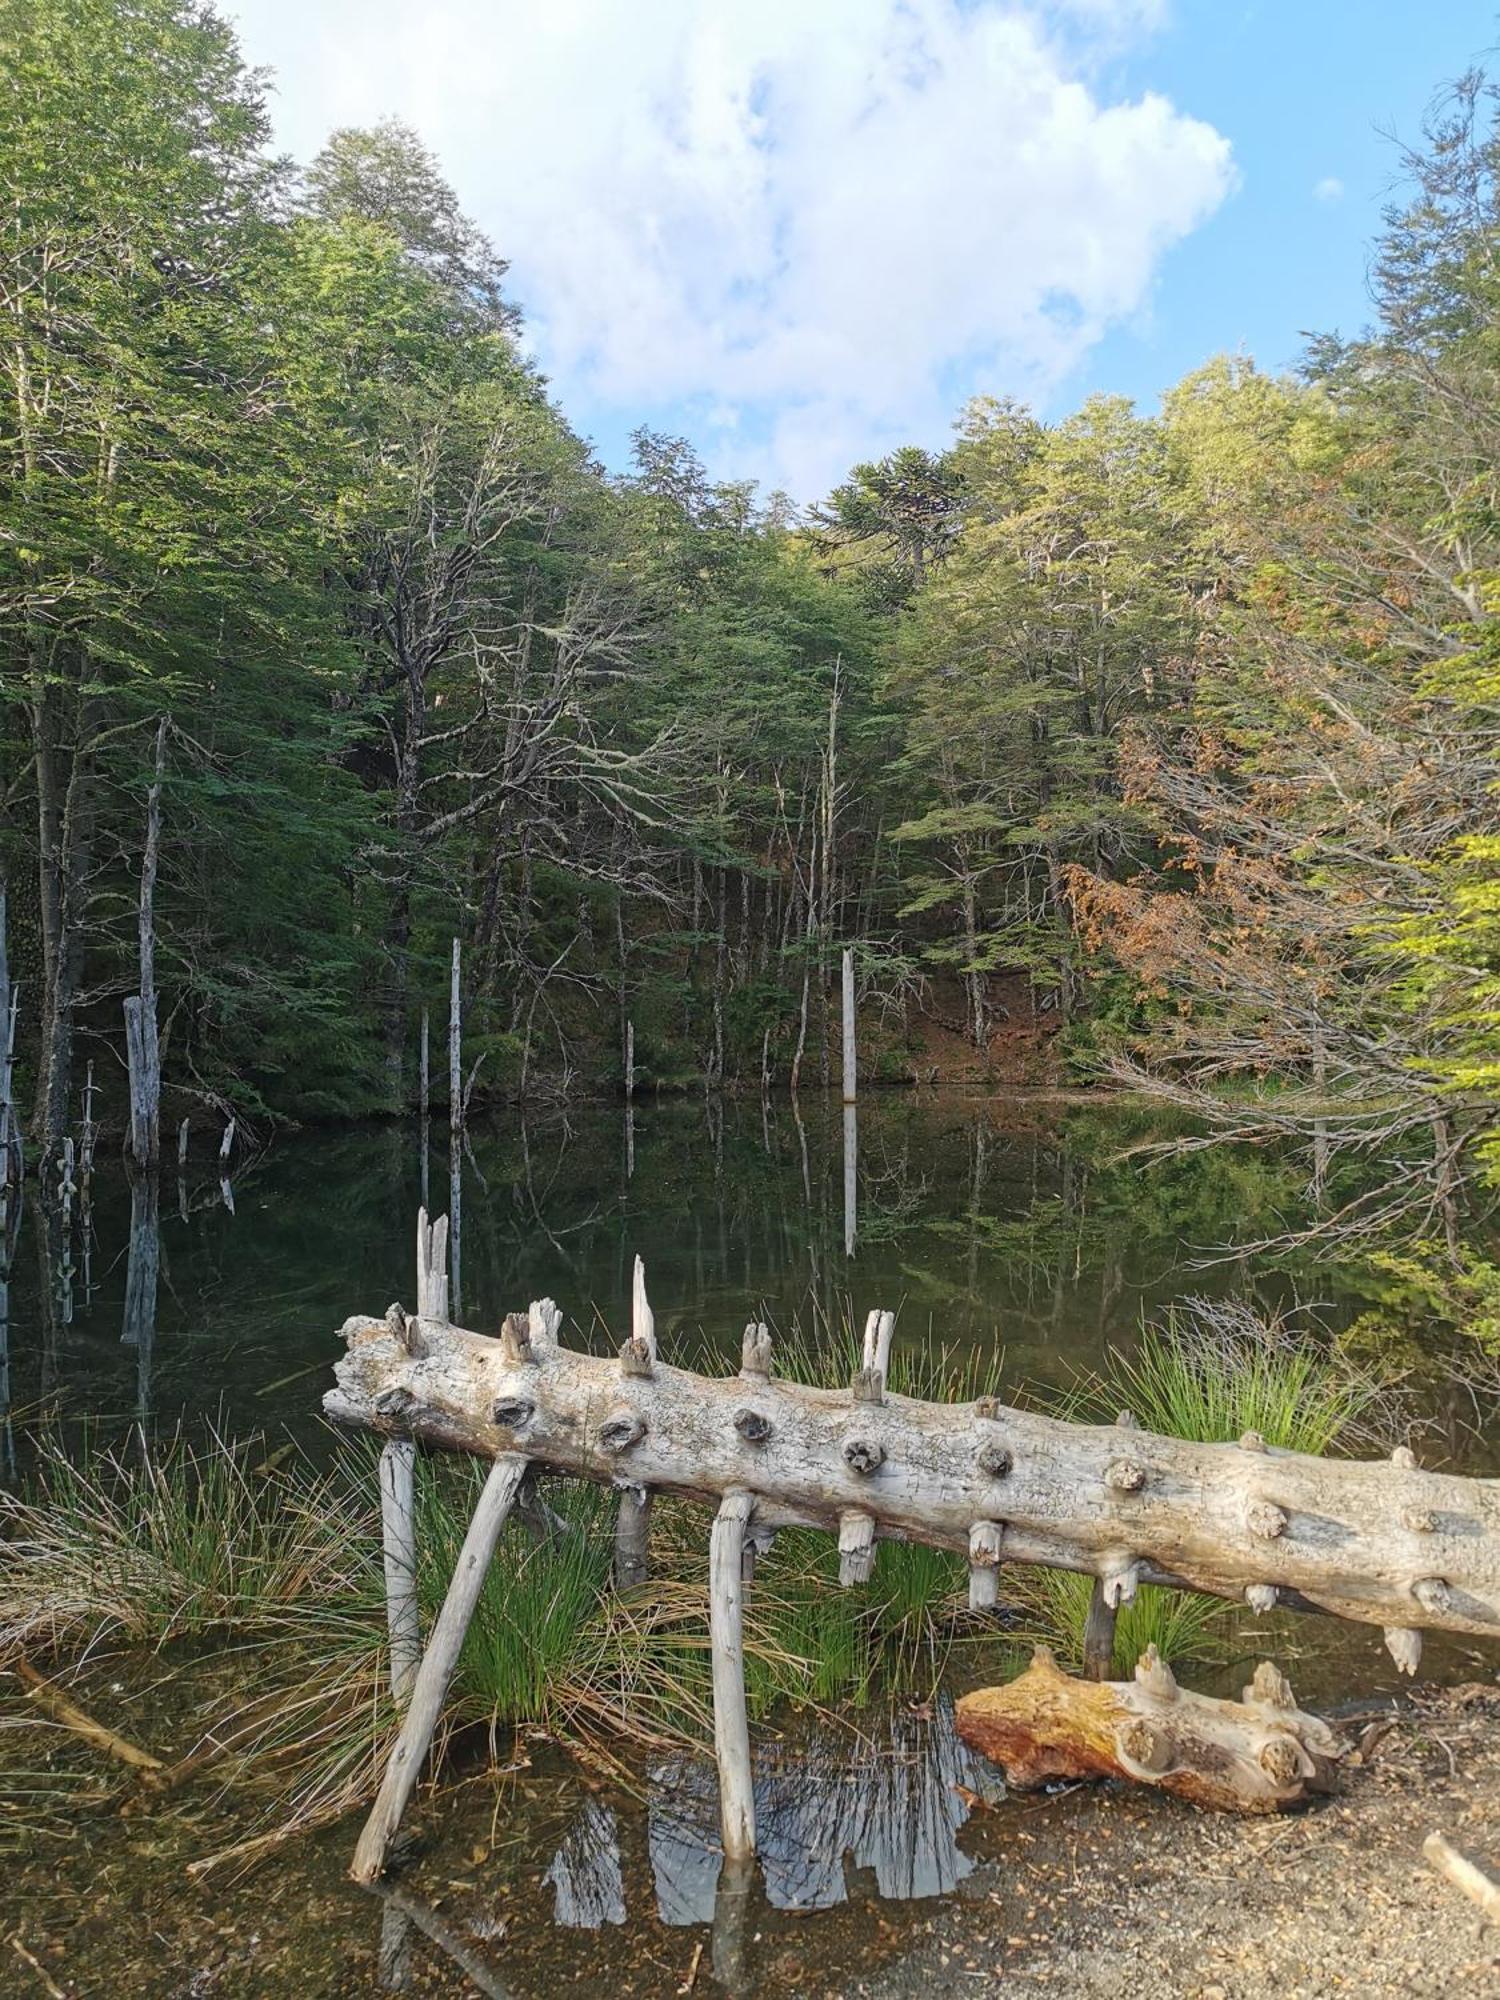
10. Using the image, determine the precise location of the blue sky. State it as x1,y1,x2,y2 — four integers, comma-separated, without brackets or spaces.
1066,2,1500,413
227,0,1500,501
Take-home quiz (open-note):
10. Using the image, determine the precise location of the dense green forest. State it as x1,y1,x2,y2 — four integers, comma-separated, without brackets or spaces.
4,0,1500,1301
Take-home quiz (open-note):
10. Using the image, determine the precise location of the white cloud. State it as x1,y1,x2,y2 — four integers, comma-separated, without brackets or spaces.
1314,176,1345,202
228,0,1233,499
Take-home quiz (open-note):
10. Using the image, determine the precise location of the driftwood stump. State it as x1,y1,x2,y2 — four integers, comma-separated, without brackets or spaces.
955,1646,1347,1814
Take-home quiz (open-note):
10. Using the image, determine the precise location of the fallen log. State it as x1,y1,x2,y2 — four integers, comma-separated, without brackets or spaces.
326,1302,1500,1668
955,1646,1347,1813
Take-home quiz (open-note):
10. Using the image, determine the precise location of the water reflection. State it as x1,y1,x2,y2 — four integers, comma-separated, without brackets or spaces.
0,1090,1385,1466
542,1699,1000,1935
371,1702,1005,1999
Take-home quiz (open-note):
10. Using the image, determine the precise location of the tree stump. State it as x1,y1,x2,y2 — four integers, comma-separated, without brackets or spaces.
955,1646,1348,1814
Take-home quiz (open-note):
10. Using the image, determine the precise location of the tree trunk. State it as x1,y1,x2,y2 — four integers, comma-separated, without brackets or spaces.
327,1306,1500,1660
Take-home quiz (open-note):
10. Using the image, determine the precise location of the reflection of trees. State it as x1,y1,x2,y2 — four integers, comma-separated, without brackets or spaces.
544,1796,625,1928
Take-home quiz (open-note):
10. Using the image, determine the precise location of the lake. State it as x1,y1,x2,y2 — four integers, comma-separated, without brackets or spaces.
1,1090,1491,1997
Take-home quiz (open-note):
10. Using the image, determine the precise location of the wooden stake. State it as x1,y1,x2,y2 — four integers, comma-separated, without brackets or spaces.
379,1438,421,1709
1083,1576,1117,1680
351,1454,527,1884
841,947,856,1104
614,1256,656,1588
709,1490,756,1862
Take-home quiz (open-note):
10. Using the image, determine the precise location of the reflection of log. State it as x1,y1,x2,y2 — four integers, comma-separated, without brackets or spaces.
956,1646,1347,1814
326,1306,1500,1658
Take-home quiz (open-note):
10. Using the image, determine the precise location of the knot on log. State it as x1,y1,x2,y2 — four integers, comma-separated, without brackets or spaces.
1245,1584,1278,1614
1117,1719,1171,1774
1245,1499,1288,1541
491,1396,536,1433
1413,1576,1451,1616
374,1386,415,1421
1105,1458,1147,1494
733,1407,773,1446
851,1366,884,1405
1391,1444,1418,1469
1258,1735,1306,1787
599,1410,647,1454
844,1437,886,1477
618,1337,654,1379
1134,1644,1178,1704
976,1439,1013,1479
1400,1505,1437,1534
499,1312,533,1365
740,1323,773,1378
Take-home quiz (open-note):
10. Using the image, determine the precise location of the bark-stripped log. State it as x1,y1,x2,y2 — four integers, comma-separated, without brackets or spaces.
956,1646,1347,1814
351,1453,527,1885
325,1307,1500,1653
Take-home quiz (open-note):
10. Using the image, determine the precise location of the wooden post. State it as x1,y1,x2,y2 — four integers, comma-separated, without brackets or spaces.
379,1439,421,1709
624,1019,635,1102
351,1453,528,1884
1082,1576,1116,1679
124,719,166,1168
177,1116,189,1167
419,1008,430,1116
841,947,856,1104
449,938,462,1142
843,1102,857,1258
0,882,18,1206
613,1256,656,1589
709,1490,756,1862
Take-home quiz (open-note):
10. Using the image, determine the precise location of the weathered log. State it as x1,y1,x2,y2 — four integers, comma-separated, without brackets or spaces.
325,1307,1500,1652
956,1646,1347,1813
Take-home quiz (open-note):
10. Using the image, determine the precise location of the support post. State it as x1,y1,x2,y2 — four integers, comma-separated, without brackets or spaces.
709,1490,756,1863
1083,1577,1117,1680
613,1256,656,1589
841,947,856,1104
351,1453,528,1884
379,1438,421,1709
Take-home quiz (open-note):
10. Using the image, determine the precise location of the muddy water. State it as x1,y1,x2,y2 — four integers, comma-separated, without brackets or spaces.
1,1091,1492,1997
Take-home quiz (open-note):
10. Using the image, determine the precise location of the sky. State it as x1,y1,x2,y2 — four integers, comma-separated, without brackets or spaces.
223,0,1500,503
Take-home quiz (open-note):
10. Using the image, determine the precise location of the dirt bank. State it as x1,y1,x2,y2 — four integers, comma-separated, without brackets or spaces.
860,1681,1500,1999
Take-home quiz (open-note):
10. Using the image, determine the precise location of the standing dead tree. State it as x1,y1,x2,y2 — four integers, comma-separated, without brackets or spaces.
327,1230,1500,1883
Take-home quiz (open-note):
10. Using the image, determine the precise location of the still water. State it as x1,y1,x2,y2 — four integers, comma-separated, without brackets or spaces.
0,1088,1370,1455
0,1092,1479,1997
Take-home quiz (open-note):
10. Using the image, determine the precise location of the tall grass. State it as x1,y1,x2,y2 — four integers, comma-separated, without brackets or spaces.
1079,1297,1391,1454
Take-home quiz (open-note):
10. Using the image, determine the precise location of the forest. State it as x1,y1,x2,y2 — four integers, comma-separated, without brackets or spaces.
4,0,1500,1336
